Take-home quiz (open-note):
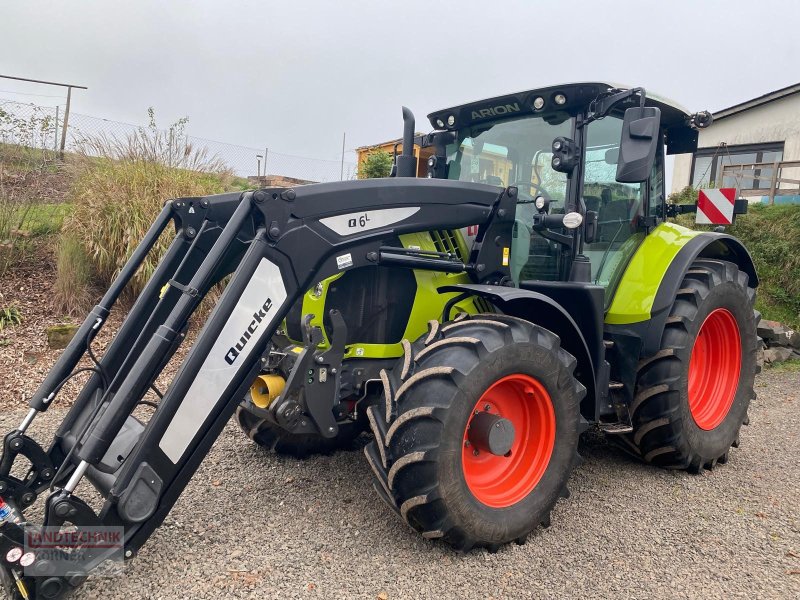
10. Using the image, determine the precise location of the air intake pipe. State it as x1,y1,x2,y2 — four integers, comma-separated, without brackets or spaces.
395,106,417,177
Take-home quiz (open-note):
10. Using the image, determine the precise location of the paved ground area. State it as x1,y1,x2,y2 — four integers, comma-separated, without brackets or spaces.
1,368,797,600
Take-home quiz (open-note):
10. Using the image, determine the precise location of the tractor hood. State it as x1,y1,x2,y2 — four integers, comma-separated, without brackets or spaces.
285,177,503,219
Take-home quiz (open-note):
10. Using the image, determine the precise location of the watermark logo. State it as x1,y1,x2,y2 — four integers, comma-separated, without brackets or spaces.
9,526,126,577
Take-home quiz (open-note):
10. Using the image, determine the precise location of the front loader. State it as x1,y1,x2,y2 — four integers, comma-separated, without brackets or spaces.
0,83,759,599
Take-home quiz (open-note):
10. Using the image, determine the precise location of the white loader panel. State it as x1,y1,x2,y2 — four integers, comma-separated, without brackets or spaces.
320,207,420,236
159,258,287,463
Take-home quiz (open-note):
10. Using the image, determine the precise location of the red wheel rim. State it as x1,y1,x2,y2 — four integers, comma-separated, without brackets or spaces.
462,374,556,508
688,308,742,430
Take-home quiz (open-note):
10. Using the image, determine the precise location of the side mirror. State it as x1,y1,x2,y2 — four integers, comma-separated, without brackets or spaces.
616,106,661,183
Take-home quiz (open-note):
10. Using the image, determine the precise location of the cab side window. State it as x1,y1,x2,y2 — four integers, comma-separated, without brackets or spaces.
582,116,647,302
648,133,665,221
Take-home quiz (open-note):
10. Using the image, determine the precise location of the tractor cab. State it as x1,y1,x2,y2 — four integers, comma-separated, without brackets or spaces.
424,83,706,305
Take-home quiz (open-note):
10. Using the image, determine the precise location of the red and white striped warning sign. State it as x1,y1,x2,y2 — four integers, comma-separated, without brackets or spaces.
697,188,736,225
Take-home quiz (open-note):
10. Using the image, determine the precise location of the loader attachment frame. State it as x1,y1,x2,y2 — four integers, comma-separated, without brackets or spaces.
0,178,512,599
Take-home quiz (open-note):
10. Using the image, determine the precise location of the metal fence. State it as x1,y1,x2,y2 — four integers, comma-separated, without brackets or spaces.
0,99,60,153
0,98,357,182
721,160,800,204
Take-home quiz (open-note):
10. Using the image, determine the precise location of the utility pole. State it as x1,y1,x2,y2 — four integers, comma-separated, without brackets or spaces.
0,74,87,159
340,132,346,181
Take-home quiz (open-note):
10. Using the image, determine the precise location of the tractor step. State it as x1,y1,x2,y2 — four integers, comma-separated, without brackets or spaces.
599,422,633,434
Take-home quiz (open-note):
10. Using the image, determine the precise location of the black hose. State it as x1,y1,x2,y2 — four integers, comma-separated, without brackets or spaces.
49,326,110,491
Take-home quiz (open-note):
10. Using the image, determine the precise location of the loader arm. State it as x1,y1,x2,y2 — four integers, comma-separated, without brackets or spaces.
0,178,512,599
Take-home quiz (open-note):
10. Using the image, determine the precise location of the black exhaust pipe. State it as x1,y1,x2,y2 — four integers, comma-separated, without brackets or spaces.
395,106,417,177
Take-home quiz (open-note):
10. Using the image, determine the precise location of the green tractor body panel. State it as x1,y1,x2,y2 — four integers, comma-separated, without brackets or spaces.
604,222,702,325
287,230,486,359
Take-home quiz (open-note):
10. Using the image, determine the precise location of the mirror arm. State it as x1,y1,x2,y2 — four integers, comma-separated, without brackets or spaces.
584,87,646,126
530,222,574,248
664,203,697,218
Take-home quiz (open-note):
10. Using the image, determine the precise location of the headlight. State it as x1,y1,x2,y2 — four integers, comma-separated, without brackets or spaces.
20,552,35,567
6,547,22,563
563,212,583,229
533,96,545,110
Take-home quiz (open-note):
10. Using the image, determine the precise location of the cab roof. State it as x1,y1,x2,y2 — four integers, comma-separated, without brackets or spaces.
427,82,692,131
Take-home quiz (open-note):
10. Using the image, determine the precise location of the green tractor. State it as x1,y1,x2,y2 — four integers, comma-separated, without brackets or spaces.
236,83,758,548
0,83,758,598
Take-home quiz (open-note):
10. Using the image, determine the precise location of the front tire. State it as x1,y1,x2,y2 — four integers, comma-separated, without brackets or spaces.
365,314,585,551
623,259,758,470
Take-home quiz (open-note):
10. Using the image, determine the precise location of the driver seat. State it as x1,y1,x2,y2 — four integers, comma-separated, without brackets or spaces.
584,195,601,212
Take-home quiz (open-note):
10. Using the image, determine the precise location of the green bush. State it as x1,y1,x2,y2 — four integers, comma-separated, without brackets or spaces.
358,150,393,179
61,111,235,299
667,187,800,329
727,204,800,329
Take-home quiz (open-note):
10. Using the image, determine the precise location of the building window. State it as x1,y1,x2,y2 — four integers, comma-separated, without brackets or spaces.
690,142,784,189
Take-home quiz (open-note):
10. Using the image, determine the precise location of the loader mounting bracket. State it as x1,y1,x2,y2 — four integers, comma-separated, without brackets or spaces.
0,433,57,510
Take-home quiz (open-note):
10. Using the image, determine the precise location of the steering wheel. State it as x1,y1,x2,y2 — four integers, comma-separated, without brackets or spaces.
509,180,550,202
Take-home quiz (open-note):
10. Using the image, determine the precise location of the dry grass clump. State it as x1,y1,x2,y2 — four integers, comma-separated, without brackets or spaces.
59,110,234,304
54,234,93,316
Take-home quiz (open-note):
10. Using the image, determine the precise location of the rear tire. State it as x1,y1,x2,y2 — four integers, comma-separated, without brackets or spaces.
365,314,585,551
236,401,364,459
622,259,758,471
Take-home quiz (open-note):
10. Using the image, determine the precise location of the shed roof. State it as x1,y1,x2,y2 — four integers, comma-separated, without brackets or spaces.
713,82,800,120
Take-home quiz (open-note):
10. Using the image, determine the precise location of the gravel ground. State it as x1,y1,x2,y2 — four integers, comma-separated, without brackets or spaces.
0,367,796,600
1,259,798,599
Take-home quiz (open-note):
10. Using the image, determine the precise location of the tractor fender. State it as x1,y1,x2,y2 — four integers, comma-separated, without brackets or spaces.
438,283,597,415
643,231,758,356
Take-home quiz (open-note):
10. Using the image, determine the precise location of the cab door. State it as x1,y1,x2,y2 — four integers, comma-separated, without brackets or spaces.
581,114,662,307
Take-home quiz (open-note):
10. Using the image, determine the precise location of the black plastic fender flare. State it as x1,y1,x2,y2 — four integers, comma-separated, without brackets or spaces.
643,232,758,357
438,284,597,415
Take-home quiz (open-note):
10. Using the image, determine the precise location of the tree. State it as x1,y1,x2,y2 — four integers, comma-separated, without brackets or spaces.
358,150,393,179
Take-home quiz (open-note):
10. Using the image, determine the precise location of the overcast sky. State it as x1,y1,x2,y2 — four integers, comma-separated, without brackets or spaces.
2,0,798,170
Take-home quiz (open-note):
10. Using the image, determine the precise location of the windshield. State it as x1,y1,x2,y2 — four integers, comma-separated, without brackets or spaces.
445,114,574,212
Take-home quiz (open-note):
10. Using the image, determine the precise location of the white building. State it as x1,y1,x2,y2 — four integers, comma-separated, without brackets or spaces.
671,82,800,202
